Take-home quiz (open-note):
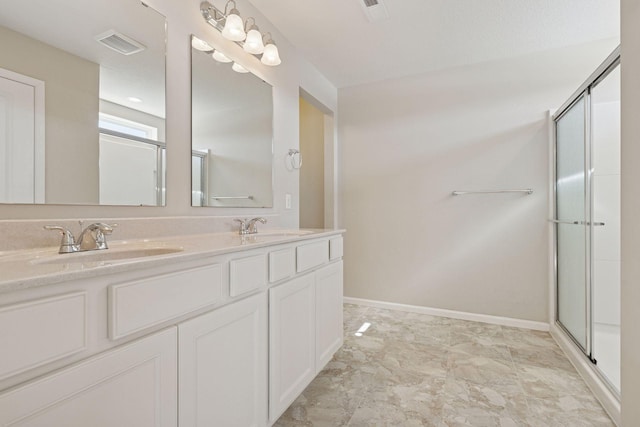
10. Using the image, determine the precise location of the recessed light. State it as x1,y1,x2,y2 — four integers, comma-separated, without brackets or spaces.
127,97,142,103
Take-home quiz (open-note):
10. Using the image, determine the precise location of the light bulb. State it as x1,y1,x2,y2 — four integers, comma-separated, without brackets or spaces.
191,36,212,52
243,27,264,54
221,10,246,41
232,62,249,73
212,50,232,63
261,42,281,66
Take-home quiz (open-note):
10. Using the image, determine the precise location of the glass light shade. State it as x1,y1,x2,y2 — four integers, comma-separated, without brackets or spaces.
261,43,281,66
243,28,264,54
191,37,212,52
212,50,232,63
232,62,249,73
221,11,246,41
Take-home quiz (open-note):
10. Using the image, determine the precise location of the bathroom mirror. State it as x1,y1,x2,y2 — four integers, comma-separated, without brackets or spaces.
0,0,166,206
191,37,274,208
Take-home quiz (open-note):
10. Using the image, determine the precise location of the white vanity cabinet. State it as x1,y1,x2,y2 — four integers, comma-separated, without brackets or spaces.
0,328,178,427
0,231,344,427
269,273,317,421
179,292,268,427
315,260,344,373
268,260,344,423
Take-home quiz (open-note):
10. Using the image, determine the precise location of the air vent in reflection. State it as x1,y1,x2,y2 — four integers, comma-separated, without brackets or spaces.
363,0,379,7
95,30,146,55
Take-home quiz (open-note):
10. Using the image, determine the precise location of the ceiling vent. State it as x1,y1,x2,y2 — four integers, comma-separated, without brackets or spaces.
95,30,146,55
359,0,389,23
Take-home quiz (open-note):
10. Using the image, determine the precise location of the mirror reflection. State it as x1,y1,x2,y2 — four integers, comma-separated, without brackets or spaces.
0,0,166,206
191,36,273,208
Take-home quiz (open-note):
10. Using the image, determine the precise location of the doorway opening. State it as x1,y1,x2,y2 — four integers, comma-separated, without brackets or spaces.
299,90,336,229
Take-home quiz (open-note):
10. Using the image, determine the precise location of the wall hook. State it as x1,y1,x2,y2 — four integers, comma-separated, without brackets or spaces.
286,149,302,170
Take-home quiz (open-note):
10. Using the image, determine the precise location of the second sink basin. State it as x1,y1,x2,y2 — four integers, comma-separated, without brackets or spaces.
255,230,316,237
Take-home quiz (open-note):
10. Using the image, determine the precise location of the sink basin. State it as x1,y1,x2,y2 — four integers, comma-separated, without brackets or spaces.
256,230,315,237
32,246,184,265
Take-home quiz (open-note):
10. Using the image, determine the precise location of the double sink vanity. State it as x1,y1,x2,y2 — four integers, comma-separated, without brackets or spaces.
0,225,344,426
0,0,342,424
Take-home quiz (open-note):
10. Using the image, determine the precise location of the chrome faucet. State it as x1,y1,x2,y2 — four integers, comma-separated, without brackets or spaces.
234,217,267,235
247,217,267,234
76,223,115,251
44,222,117,254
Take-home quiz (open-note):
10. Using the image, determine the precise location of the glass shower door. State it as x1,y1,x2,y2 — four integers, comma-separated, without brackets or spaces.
590,63,621,392
555,95,589,352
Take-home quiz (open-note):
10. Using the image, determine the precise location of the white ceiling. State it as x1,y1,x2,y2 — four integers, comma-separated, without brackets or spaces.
248,0,620,88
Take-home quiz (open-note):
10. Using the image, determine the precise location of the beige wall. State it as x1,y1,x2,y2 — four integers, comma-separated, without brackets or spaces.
338,40,617,322
621,0,639,423
0,0,337,224
0,25,100,204
299,96,325,228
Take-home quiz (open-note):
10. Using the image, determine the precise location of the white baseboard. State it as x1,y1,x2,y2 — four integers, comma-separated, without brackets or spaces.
549,324,620,426
343,297,549,331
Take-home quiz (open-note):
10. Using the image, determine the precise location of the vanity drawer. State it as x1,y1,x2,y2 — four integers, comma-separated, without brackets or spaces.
296,240,329,273
0,292,88,381
269,248,295,283
109,264,222,339
329,237,343,260
229,254,267,297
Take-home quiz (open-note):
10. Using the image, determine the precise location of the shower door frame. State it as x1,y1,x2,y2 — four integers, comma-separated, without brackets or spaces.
552,47,620,375
553,93,591,356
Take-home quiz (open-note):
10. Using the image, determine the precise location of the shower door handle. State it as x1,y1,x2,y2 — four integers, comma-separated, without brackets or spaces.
549,219,605,226
549,219,580,225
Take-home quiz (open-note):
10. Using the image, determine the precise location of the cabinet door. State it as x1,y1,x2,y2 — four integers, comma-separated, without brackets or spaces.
179,293,268,427
269,273,316,422
315,261,344,372
0,328,177,427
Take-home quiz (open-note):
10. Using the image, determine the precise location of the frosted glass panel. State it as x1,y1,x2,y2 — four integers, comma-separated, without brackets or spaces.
99,135,158,206
591,64,620,393
556,96,587,350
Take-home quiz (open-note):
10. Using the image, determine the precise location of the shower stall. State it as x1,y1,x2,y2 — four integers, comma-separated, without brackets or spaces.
553,47,620,397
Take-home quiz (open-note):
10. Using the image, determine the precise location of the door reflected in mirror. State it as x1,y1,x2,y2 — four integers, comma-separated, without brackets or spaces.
0,0,166,206
191,36,274,208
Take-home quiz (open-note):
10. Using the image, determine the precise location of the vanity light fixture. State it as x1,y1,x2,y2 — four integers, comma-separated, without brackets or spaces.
260,33,281,66
243,18,265,54
200,1,281,66
191,36,213,52
232,62,249,73
212,50,232,63
221,1,246,41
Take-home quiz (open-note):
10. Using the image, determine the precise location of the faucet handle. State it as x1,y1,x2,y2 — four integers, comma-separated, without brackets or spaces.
247,217,267,234
234,218,248,235
93,223,117,234
44,225,78,253
85,223,117,250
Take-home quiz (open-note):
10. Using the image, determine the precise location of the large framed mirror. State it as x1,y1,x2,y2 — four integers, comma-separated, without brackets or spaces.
191,36,274,208
0,0,166,206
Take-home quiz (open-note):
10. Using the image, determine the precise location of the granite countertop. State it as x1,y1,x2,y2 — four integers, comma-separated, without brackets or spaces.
0,229,344,293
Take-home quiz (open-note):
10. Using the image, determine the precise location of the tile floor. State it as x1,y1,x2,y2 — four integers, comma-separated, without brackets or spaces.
275,304,615,427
